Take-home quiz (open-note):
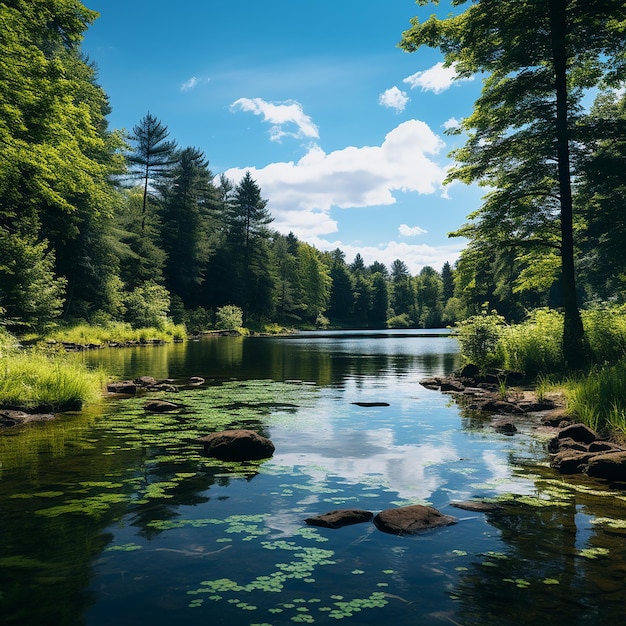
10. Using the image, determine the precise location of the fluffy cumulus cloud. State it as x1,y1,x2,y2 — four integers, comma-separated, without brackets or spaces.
308,237,464,275
399,224,427,237
223,119,446,237
404,62,473,95
230,97,319,141
442,117,461,131
379,86,409,112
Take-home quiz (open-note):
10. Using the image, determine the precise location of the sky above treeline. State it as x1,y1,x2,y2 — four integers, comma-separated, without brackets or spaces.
82,0,485,274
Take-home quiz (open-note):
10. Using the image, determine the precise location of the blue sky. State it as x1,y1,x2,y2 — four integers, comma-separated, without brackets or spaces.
82,0,484,274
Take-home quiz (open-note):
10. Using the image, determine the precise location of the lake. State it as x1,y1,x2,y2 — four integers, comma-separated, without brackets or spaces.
2,330,626,625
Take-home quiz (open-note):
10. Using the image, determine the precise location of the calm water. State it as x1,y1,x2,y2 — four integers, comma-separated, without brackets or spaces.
2,331,626,626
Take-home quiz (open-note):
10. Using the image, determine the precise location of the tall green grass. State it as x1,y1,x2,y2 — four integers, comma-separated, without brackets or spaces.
45,320,187,346
564,361,626,435
0,328,106,411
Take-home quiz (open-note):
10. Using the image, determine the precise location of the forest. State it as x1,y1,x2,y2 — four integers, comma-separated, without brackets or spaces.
1,0,626,349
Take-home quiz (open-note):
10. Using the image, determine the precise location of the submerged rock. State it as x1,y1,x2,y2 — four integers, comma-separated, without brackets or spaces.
305,509,374,529
493,419,518,435
198,429,275,461
0,410,55,427
144,400,183,413
373,505,457,535
450,500,501,513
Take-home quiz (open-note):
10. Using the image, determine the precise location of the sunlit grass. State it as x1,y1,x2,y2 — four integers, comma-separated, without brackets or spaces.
44,321,187,346
563,360,626,435
0,349,106,411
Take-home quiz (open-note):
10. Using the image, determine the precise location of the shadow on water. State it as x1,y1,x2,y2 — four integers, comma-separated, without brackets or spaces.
2,332,626,625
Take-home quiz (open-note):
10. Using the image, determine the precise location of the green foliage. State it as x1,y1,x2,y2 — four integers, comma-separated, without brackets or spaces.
124,281,171,329
501,309,565,375
0,349,105,410
564,361,626,435
215,305,243,330
455,310,506,371
0,229,67,332
582,305,626,364
387,313,412,329
46,320,186,345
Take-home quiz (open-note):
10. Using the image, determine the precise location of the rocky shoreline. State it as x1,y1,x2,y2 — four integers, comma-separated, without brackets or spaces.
420,367,626,482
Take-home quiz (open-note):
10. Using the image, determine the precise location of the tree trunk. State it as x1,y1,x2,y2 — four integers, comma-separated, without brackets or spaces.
548,0,586,368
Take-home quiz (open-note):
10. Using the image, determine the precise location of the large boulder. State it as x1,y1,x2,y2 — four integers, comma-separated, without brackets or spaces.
550,450,596,474
585,452,626,481
198,429,275,461
557,423,598,444
373,505,457,535
305,509,373,529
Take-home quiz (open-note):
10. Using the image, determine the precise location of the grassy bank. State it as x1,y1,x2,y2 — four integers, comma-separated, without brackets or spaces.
43,320,187,346
1,328,106,411
455,305,626,435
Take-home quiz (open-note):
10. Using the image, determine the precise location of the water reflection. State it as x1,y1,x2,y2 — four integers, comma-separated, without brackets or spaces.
3,332,626,625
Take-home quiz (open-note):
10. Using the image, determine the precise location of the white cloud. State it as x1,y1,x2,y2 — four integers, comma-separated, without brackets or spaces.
222,119,447,238
399,224,427,237
379,86,409,112
308,238,463,275
404,62,473,95
181,76,198,91
442,117,461,131
230,97,319,141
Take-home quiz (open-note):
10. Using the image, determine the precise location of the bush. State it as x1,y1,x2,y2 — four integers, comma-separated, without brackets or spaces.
582,304,626,364
455,310,506,371
124,281,171,329
501,308,564,375
387,313,412,329
215,305,243,330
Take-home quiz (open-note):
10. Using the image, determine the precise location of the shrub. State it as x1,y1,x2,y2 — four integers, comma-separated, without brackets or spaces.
215,305,243,330
582,304,626,365
455,310,506,371
124,282,171,329
501,308,564,375
387,313,412,329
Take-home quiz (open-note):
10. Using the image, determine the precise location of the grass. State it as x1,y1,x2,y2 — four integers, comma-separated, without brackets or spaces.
0,348,106,411
44,320,188,346
562,361,626,435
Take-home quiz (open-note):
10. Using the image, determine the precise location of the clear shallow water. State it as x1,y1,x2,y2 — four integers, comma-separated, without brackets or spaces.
2,332,626,625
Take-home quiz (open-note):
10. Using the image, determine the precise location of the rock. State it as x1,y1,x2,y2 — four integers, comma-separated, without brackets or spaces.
558,423,598,444
459,363,480,378
373,505,457,535
450,501,501,513
550,436,589,453
144,400,183,413
419,377,441,390
589,441,623,453
135,376,158,387
147,383,178,393
188,376,205,386
305,509,373,529
440,380,466,393
585,451,626,481
351,402,390,407
0,410,55,427
198,429,275,461
493,419,517,435
550,450,596,474
107,381,137,394
480,399,524,414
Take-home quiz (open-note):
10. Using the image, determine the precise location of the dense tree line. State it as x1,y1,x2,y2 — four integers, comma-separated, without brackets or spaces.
2,1,626,338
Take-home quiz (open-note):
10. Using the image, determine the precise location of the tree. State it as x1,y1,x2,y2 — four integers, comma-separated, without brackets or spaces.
127,113,176,230
328,250,354,323
401,0,626,366
159,146,216,307
227,171,274,322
